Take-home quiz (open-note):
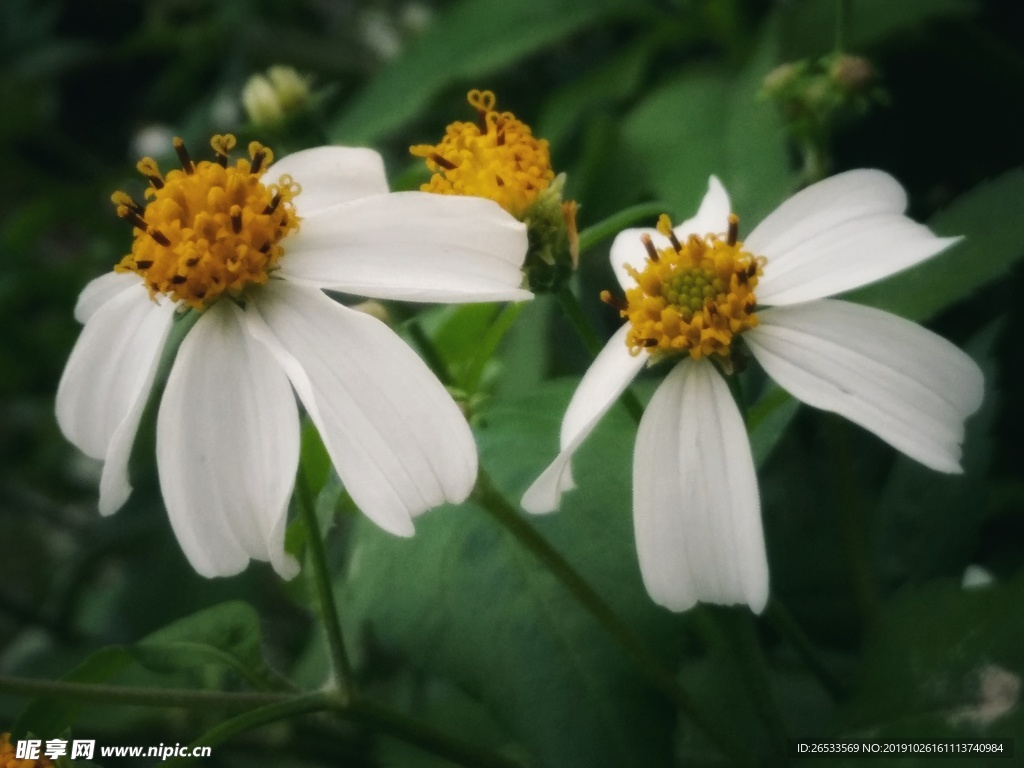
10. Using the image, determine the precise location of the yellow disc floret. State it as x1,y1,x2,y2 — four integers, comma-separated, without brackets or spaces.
410,89,554,219
1,733,53,768
610,214,764,361
112,135,300,311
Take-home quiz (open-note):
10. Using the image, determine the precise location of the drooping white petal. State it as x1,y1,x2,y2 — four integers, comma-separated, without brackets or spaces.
278,192,531,302
522,324,646,514
609,176,730,292
633,360,768,613
156,300,300,579
74,271,140,324
264,146,389,218
744,300,984,472
247,280,477,536
56,285,175,513
747,169,958,305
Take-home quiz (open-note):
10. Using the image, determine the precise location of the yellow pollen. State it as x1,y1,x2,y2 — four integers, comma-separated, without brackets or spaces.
112,135,300,311
617,215,765,361
410,89,554,219
1,733,53,768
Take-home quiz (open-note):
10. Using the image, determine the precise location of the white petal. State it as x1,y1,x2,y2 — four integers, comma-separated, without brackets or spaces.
265,146,389,218
610,176,731,292
278,192,531,302
747,169,958,304
247,281,477,535
745,300,984,472
156,300,300,579
56,285,175,513
521,324,645,514
74,271,141,324
633,360,768,613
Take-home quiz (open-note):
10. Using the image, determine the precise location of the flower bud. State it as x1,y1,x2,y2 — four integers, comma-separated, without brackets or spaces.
242,66,311,128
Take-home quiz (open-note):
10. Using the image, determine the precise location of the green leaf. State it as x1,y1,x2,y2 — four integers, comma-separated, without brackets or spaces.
537,38,655,149
14,647,133,739
846,168,1024,322
747,383,800,468
344,379,682,768
871,321,1001,587
621,17,796,227
130,602,281,691
330,0,649,144
836,572,1024,744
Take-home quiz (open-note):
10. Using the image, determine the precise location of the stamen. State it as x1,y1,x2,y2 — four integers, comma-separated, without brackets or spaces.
249,141,273,174
116,205,149,232
600,290,628,312
170,274,187,284
173,137,194,174
263,192,281,215
230,205,243,234
727,213,739,246
657,214,682,252
111,191,144,216
210,134,237,167
640,233,660,263
116,204,171,246
429,153,457,170
641,338,659,347
136,158,164,189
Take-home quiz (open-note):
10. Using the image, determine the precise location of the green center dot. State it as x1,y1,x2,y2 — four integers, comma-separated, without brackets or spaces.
663,267,726,319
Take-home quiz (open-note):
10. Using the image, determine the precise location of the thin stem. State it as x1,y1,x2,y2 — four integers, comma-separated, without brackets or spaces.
0,675,289,710
296,470,356,701
577,202,669,254
1,676,522,768
735,614,789,755
465,302,525,394
765,597,847,700
408,320,454,387
472,471,752,766
555,287,644,424
346,699,524,768
826,414,878,628
835,0,851,53
724,369,749,423
168,693,335,765
175,694,525,768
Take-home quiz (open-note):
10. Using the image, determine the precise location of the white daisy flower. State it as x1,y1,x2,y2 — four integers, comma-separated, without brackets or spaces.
521,170,983,613
57,135,529,579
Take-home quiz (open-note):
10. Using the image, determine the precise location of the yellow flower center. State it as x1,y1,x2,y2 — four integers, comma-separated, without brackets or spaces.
1,733,53,768
606,214,764,361
112,135,300,311
410,89,554,219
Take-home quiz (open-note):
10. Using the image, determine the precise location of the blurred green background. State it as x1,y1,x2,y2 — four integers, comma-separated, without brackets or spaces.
2,0,1023,765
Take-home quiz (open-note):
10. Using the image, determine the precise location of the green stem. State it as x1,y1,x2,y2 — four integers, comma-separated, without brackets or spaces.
166,693,335,765
408,321,454,387
555,287,644,424
706,609,789,758
465,302,525,394
0,675,289,710
835,0,851,53
296,470,356,701
724,369,749,423
577,202,669,254
472,471,751,766
173,694,524,768
346,699,524,768
826,415,877,628
765,597,847,700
